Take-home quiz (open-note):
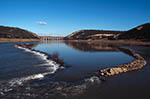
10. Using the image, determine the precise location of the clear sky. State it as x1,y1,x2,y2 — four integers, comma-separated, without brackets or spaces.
0,0,150,36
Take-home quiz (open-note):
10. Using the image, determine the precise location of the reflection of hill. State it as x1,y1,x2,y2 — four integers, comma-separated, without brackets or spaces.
64,41,120,52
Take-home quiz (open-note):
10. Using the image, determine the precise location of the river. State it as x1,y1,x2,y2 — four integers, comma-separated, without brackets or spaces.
0,41,150,99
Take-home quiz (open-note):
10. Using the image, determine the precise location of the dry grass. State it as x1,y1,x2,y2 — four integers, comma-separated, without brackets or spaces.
63,40,150,46
52,52,59,62
51,52,64,65
58,59,64,65
0,38,40,42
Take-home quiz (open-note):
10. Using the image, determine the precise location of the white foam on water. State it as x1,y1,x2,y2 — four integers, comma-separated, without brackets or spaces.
16,46,60,74
1,45,102,97
9,72,52,87
10,46,62,87
1,73,49,94
84,76,101,83
51,76,101,97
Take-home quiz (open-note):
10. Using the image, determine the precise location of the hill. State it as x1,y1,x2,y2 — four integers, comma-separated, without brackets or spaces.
118,23,150,41
64,30,124,40
64,23,150,41
0,26,39,39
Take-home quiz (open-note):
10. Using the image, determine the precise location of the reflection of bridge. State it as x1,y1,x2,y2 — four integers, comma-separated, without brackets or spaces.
40,36,64,40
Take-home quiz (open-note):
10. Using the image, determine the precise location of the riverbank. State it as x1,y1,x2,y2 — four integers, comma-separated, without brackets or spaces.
0,38,40,42
100,48,147,77
63,40,150,46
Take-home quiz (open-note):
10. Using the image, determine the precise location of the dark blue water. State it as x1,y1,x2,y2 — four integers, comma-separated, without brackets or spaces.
76,46,150,99
0,41,136,98
34,41,134,82
0,42,48,80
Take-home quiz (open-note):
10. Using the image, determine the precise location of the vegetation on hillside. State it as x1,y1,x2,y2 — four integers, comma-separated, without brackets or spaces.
65,23,150,41
0,26,39,39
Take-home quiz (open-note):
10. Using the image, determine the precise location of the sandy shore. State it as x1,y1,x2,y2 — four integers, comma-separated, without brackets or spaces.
0,38,40,42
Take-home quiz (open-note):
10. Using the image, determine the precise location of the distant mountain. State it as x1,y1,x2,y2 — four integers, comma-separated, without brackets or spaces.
64,23,150,41
0,26,39,39
118,23,150,41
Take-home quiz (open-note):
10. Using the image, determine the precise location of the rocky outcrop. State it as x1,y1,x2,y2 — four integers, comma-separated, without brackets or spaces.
100,49,147,77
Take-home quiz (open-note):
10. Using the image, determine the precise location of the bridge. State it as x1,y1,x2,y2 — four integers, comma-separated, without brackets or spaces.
40,36,64,40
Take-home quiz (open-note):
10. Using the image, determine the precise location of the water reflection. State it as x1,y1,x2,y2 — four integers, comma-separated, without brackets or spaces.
34,40,134,82
0,41,139,98
41,40,120,52
64,41,120,52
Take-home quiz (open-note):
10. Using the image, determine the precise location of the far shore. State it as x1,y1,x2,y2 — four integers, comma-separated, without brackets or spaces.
0,38,40,42
63,40,150,46
1,38,150,46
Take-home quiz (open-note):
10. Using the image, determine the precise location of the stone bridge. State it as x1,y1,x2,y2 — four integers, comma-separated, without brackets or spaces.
40,36,64,40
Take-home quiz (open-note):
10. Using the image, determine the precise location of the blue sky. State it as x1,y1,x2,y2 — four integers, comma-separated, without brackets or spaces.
0,0,150,36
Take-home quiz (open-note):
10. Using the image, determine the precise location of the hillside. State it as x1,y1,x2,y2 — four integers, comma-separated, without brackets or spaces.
64,23,150,41
118,23,150,41
0,26,39,39
64,30,124,40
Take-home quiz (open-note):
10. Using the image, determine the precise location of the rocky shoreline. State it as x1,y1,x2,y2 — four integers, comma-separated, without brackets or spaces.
100,48,147,77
